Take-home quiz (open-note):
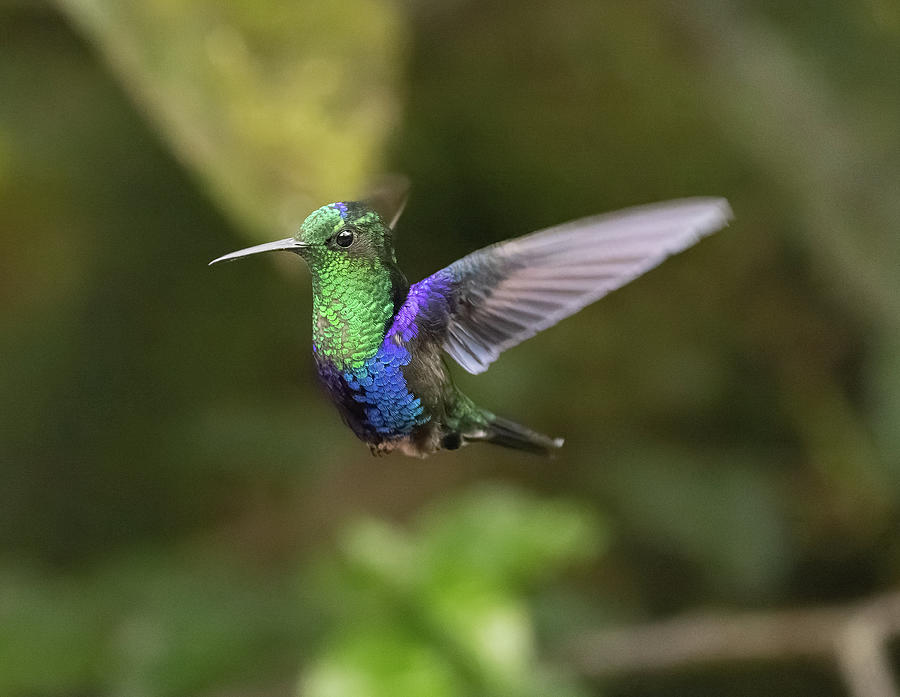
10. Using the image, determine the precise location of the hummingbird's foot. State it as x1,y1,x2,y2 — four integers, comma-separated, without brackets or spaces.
440,432,462,450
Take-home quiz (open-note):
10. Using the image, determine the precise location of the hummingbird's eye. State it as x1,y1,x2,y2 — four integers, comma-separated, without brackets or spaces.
335,229,354,248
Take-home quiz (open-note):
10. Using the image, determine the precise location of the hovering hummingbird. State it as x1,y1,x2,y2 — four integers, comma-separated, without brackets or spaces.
211,191,731,457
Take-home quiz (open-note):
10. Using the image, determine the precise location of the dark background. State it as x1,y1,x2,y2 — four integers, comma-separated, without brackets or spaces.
2,1,899,695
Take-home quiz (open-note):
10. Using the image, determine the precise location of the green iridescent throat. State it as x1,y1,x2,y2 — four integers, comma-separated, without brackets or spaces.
309,253,395,370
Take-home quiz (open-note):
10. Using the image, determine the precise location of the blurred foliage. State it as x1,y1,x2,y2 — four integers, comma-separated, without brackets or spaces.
55,0,408,236
0,549,309,696
302,485,604,697
1,0,900,696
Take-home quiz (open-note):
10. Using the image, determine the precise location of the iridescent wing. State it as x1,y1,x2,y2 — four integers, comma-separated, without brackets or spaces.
426,198,732,374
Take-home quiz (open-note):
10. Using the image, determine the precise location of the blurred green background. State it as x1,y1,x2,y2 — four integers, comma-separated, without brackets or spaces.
2,0,900,695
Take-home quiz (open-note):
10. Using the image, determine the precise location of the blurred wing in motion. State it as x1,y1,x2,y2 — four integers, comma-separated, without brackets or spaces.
433,198,732,374
364,174,410,229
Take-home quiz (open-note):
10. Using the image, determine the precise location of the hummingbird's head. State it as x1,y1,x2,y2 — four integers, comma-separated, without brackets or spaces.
208,201,398,270
296,201,397,266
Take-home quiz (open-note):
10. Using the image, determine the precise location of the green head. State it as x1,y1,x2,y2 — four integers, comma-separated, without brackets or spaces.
209,201,398,273
210,200,410,366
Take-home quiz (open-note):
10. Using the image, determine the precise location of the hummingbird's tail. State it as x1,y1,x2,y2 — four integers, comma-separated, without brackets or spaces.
448,390,564,456
476,414,565,456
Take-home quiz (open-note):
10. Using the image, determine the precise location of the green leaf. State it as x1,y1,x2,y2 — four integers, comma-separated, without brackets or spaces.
302,484,606,697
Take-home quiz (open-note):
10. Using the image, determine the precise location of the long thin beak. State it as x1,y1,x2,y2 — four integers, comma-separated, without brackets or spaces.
209,237,305,266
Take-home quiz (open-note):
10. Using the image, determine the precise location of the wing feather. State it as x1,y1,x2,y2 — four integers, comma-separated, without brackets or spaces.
430,197,732,374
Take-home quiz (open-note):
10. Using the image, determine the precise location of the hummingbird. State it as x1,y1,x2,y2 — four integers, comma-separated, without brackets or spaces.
210,191,731,457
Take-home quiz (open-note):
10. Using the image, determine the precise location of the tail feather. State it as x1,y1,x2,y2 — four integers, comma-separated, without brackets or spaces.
470,414,564,456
